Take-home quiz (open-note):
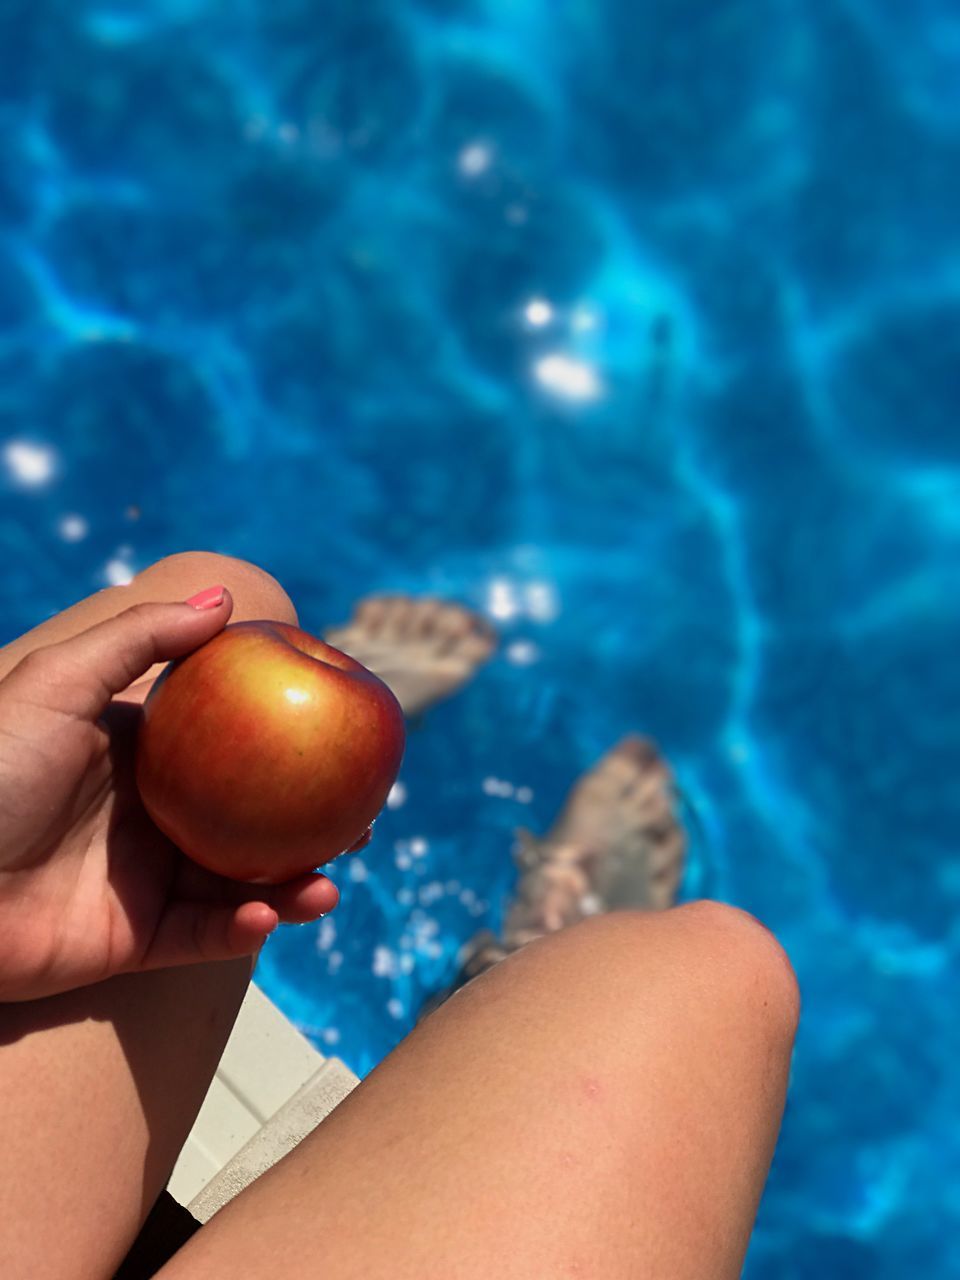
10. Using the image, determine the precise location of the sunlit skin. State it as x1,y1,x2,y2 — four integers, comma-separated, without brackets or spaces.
136,621,406,883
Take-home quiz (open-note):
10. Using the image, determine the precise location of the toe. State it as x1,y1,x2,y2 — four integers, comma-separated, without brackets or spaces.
412,598,445,638
431,604,473,652
354,596,393,635
615,735,659,766
609,738,660,797
456,628,498,664
593,751,644,800
379,595,415,640
436,605,498,658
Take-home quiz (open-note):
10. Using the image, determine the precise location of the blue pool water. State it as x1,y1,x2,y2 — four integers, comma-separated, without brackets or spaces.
1,2,958,1274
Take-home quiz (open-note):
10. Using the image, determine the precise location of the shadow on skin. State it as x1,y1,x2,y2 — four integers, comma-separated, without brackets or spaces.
0,698,252,1251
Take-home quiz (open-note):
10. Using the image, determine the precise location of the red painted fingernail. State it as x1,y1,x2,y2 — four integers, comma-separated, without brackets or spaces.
185,585,225,611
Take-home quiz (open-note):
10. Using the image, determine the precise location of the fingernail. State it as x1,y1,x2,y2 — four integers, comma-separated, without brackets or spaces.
186,585,225,611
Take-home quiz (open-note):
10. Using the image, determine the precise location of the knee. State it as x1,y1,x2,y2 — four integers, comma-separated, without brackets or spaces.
672,901,800,1042
567,901,799,1050
134,552,298,625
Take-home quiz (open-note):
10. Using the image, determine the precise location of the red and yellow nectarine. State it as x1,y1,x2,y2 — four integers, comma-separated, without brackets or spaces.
136,621,405,883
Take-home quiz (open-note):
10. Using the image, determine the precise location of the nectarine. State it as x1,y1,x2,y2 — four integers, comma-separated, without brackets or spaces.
136,621,405,883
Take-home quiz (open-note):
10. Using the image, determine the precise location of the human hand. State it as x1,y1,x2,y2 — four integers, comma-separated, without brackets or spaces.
0,588,338,1002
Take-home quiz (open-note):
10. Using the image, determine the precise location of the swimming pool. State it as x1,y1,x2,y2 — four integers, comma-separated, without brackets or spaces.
1,1,958,1275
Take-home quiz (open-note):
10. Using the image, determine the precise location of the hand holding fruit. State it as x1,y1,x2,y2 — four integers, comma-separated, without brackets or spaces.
0,591,347,1002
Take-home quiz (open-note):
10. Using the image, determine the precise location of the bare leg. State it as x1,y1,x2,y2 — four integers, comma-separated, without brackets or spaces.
324,595,497,717
0,551,291,692
160,903,799,1280
0,552,300,1280
424,736,686,1014
508,735,686,939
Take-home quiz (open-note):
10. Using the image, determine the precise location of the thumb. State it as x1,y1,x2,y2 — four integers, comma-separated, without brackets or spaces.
7,586,232,721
